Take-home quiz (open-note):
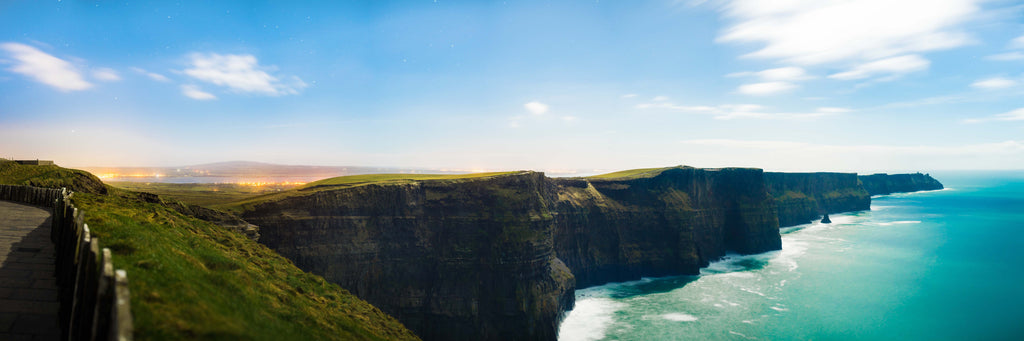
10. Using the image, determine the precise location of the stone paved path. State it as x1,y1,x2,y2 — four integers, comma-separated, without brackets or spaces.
0,200,59,341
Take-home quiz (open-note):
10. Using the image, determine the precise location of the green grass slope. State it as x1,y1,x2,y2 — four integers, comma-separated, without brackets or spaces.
587,167,677,179
0,161,419,340
220,171,520,212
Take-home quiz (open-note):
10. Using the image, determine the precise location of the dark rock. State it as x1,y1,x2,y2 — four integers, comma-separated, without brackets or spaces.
858,173,944,196
764,172,870,227
820,214,831,224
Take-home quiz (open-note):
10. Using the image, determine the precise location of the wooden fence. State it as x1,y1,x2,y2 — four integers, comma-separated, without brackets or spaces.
0,185,133,341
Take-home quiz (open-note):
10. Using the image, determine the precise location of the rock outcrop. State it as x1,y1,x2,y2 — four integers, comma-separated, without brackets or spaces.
238,167,941,341
241,172,573,341
764,172,870,227
553,167,780,288
858,172,944,196
239,167,782,340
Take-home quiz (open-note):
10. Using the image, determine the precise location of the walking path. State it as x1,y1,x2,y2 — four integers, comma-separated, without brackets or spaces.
0,200,59,340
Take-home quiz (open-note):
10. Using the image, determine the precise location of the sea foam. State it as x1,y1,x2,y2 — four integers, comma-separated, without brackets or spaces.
558,297,624,341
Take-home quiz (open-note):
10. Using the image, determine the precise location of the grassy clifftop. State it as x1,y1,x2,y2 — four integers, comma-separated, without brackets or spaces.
587,167,677,179
0,160,107,194
220,171,522,212
0,161,419,340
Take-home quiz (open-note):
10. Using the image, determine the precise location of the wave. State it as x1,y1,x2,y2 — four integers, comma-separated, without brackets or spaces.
558,298,625,341
662,313,699,322
877,220,921,226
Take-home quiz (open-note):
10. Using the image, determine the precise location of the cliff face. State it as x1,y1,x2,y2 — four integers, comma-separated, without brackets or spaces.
764,172,871,227
241,172,573,341
859,173,944,196
553,167,780,288
238,168,942,341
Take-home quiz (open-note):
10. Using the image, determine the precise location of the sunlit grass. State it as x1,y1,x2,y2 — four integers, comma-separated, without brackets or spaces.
1,161,420,340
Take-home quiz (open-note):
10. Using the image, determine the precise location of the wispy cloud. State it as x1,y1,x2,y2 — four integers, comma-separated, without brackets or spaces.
970,77,1017,89
0,42,92,91
729,66,811,96
729,66,812,81
679,138,1024,170
963,107,1024,123
524,101,549,115
1010,34,1024,49
828,55,930,81
183,53,306,96
181,84,216,100
130,67,170,82
986,51,1024,61
717,0,978,65
715,0,979,84
636,100,845,120
737,81,796,95
92,67,121,82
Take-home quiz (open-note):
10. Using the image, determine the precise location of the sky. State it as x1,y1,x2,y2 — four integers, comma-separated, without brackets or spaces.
1,0,1023,173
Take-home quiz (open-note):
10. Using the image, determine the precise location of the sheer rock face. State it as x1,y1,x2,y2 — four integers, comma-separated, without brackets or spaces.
242,172,574,341
764,172,871,227
244,168,940,340
858,173,944,196
553,167,781,289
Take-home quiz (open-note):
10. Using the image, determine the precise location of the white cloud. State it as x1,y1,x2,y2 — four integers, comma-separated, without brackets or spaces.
652,95,670,101
181,84,216,100
986,52,1024,61
636,100,845,120
737,81,796,95
0,42,92,91
130,67,170,82
828,55,930,80
184,53,306,96
678,138,1024,171
756,66,811,81
817,107,852,113
621,93,638,98
92,67,121,82
964,107,1024,123
717,0,979,66
970,77,1017,89
524,101,549,115
1010,35,1024,49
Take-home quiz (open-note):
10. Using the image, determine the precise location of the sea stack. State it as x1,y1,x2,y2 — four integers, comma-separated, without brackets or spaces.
821,214,832,224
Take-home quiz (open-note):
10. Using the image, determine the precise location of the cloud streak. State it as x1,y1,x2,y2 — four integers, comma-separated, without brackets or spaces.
679,138,1024,171
970,77,1016,89
184,53,307,96
963,107,1024,123
717,0,979,65
181,84,216,100
828,55,930,80
636,100,846,120
92,67,121,82
0,42,92,91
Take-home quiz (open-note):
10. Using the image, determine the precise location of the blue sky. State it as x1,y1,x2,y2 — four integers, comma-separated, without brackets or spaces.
1,0,1022,172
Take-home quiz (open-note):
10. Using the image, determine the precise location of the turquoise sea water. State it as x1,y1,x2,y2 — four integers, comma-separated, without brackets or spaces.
558,171,1024,340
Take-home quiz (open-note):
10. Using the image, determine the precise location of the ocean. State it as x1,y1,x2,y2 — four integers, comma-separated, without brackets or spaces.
558,171,1024,340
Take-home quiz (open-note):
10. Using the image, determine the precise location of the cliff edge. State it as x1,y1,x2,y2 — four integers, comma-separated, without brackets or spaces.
859,173,944,196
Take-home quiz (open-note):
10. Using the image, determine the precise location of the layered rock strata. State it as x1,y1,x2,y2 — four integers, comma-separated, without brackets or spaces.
858,172,944,196
764,172,871,227
242,172,573,341
552,167,780,288
240,167,941,341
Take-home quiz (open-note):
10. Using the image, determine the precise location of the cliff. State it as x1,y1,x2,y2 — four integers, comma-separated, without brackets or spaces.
859,173,944,196
239,172,574,341
764,172,871,227
553,167,780,288
237,167,782,340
